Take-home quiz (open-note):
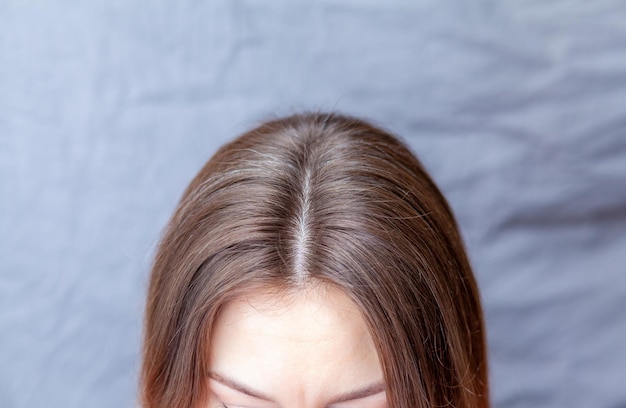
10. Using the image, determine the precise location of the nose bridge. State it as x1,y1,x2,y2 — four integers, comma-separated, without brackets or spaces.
271,325,344,407
273,363,330,408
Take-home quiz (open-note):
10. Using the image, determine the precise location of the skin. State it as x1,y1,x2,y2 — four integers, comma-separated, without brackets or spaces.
207,284,388,408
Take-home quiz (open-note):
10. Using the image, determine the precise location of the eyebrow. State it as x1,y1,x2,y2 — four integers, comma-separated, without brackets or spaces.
328,381,386,404
208,372,385,404
209,372,275,402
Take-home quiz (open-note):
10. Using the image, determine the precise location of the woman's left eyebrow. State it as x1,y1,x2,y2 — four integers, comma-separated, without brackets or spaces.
327,381,386,403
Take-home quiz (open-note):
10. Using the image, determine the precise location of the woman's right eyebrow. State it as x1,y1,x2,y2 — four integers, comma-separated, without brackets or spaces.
208,371,276,402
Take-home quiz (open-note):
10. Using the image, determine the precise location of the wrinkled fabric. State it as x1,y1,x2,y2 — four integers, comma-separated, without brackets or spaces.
1,1,625,407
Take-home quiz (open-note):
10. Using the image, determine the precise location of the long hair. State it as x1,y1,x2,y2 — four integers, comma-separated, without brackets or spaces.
140,112,490,408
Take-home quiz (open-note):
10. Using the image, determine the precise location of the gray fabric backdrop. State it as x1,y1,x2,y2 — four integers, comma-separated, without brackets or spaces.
1,1,625,407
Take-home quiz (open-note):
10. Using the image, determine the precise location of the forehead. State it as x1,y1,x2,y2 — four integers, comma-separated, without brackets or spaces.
209,285,383,403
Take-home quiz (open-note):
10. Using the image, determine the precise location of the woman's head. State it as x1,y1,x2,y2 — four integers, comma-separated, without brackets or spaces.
141,112,489,408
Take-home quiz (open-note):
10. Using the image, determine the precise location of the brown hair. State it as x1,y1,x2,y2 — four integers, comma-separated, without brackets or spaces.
140,112,489,408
